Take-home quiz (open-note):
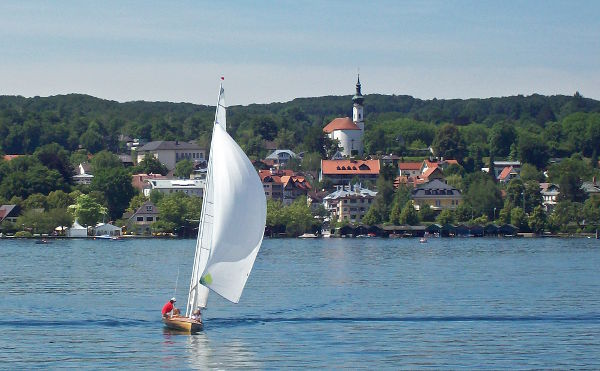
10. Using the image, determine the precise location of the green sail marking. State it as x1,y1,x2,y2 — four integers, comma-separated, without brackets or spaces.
201,274,213,285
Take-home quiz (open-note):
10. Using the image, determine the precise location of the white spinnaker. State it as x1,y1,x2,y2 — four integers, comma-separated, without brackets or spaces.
200,123,266,303
215,84,226,130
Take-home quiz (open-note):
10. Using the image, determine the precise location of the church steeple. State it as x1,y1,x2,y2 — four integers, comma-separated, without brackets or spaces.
352,74,364,105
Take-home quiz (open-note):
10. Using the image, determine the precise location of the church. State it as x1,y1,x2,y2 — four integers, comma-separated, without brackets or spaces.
323,76,365,157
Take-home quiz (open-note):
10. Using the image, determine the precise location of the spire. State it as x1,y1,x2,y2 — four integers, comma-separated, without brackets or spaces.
352,73,364,105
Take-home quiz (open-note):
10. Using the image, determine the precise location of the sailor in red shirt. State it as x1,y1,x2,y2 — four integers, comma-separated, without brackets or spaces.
161,297,179,318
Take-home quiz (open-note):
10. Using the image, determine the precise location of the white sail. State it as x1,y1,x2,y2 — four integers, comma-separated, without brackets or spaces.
199,123,266,303
186,83,265,316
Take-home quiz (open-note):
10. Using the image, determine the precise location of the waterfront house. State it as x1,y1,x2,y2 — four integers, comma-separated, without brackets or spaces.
0,205,20,226
136,141,206,170
323,184,377,223
540,183,559,212
122,200,159,235
411,179,462,211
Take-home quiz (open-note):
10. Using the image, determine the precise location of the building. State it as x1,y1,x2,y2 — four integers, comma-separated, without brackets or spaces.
411,179,462,211
73,163,94,185
492,161,521,180
540,183,559,212
398,162,422,177
498,166,520,183
320,159,380,186
146,179,205,197
323,184,377,223
323,76,365,157
136,141,206,170
264,149,299,169
259,169,312,205
122,200,160,235
0,205,19,225
132,173,167,193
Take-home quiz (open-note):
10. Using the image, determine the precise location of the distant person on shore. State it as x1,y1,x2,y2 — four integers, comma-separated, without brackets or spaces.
191,307,202,322
161,297,180,318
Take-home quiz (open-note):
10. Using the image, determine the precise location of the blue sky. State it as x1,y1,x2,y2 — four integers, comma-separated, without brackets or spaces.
1,1,598,105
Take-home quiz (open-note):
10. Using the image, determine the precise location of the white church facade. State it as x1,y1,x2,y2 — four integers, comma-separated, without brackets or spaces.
323,76,365,157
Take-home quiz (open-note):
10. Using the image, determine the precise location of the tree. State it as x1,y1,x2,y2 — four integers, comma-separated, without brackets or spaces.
22,193,47,211
135,153,168,175
34,143,74,182
489,122,517,158
432,124,466,162
364,173,394,224
69,194,107,227
155,192,202,235
510,207,529,231
436,209,455,225
464,172,502,219
518,133,549,169
399,203,419,225
389,184,412,224
174,159,194,179
126,194,149,213
520,163,544,182
418,205,436,222
90,150,122,173
47,190,75,210
528,205,546,234
90,167,136,220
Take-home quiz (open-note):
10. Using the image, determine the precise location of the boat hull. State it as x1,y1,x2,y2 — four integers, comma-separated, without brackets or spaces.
162,316,203,333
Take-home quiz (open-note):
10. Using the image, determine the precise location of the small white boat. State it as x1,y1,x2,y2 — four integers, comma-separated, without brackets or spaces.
419,237,428,243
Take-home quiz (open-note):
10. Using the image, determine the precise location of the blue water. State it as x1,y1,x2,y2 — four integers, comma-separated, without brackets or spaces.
0,237,599,369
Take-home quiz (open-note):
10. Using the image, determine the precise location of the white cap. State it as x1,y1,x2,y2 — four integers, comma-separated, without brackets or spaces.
170,297,176,302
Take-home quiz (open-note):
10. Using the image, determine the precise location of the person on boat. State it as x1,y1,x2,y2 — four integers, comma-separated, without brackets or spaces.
191,307,202,322
161,297,180,318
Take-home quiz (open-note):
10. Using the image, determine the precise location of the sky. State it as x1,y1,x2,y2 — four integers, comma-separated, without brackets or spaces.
1,1,599,106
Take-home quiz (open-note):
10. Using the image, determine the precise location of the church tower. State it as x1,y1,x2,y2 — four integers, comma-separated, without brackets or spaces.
352,74,364,132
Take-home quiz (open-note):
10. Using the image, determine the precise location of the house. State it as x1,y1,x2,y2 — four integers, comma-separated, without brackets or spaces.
259,169,312,205
73,163,94,185
540,183,559,212
94,223,122,237
420,166,445,183
498,166,520,183
322,76,365,157
320,159,380,186
136,141,206,170
0,205,20,225
420,158,459,174
411,179,462,211
3,154,23,161
582,178,600,197
132,173,167,193
323,184,377,223
123,200,159,235
117,154,134,167
307,190,328,213
264,150,298,169
492,161,521,180
146,179,205,197
398,162,422,177
66,220,88,237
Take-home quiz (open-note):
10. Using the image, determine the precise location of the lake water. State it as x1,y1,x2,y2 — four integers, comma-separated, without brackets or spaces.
0,237,599,369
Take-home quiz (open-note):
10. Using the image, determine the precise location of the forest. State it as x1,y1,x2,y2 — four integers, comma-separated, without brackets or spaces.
1,91,600,236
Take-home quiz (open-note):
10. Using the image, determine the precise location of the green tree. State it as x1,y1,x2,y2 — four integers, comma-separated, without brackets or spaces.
528,205,546,234
90,150,122,173
389,184,412,224
135,153,168,175
34,143,74,181
432,124,466,162
464,173,502,219
47,190,75,210
126,194,149,213
22,193,47,210
399,203,419,225
489,122,517,157
418,205,436,222
90,167,136,220
510,207,528,231
520,163,544,182
69,194,107,227
436,209,455,225
174,159,194,179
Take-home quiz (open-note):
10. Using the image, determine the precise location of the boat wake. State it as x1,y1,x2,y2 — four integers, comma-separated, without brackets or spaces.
0,318,151,328
205,313,600,328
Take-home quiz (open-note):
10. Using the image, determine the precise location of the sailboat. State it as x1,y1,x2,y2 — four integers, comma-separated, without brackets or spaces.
162,81,267,333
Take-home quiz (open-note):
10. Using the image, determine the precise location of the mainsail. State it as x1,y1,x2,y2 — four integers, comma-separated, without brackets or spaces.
186,84,266,316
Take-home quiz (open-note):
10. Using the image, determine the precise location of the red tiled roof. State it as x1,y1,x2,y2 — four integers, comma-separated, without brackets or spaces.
498,166,514,180
323,117,360,133
398,162,422,170
321,159,380,175
3,155,22,161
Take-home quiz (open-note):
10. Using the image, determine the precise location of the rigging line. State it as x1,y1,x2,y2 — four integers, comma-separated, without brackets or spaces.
174,265,180,299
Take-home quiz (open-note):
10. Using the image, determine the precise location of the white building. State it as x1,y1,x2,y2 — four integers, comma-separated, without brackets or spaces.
145,179,205,197
136,141,206,170
94,223,122,237
323,76,365,157
323,184,377,223
73,163,94,185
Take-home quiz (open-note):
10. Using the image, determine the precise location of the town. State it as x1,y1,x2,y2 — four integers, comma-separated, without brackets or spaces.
1,78,600,239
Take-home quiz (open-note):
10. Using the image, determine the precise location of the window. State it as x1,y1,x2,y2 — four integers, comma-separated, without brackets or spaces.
146,217,153,222
146,206,153,212
435,200,441,206
137,217,144,221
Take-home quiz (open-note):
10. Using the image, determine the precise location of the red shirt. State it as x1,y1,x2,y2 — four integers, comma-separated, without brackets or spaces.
161,301,174,315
